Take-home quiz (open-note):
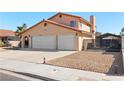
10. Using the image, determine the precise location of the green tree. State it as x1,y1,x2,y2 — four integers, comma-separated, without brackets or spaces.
16,24,27,36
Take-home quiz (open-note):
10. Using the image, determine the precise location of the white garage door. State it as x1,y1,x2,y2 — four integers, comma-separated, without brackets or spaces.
58,35,76,50
32,35,56,49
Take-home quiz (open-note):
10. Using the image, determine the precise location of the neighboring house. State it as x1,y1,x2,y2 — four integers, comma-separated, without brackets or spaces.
95,32,102,47
0,29,15,44
96,33,121,49
20,12,96,51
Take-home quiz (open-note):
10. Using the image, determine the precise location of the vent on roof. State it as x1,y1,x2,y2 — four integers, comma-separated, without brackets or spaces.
59,15,62,18
44,23,47,27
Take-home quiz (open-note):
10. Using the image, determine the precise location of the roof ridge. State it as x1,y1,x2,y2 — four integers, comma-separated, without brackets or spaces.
48,12,91,25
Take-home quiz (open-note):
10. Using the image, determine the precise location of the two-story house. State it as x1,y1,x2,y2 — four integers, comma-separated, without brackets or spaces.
20,12,95,51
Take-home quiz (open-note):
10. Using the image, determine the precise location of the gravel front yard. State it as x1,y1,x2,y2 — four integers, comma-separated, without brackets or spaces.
47,51,123,74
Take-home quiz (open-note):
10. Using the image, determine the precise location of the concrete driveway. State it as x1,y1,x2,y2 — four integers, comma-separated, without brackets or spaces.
0,48,76,63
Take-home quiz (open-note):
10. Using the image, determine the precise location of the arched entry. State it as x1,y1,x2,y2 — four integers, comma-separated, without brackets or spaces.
24,36,29,48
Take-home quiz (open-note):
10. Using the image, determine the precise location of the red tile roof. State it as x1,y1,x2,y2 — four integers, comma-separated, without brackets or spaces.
48,12,91,26
20,19,92,36
20,13,93,36
0,29,15,37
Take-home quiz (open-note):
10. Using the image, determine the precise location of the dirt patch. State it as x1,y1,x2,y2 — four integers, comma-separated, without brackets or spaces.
47,51,123,75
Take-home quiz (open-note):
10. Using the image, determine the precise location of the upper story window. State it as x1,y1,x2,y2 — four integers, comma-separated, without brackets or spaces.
70,21,77,27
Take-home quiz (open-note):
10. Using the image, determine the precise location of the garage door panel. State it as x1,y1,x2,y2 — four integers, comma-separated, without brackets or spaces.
32,36,56,49
58,35,75,50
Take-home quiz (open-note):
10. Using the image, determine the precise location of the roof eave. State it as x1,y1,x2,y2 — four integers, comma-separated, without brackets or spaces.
20,19,92,37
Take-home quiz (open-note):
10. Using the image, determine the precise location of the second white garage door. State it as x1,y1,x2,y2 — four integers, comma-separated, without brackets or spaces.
32,35,56,49
58,35,76,50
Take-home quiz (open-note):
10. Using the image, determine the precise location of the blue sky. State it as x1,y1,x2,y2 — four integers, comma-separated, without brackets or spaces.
0,12,124,35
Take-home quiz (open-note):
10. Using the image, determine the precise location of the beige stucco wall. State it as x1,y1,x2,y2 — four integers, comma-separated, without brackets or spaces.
22,22,77,36
78,36,93,51
78,23,90,32
78,36,83,51
21,21,79,50
21,21,93,51
49,14,90,32
50,14,80,29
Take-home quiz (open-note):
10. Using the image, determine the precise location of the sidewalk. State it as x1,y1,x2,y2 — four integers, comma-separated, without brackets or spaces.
0,57,124,81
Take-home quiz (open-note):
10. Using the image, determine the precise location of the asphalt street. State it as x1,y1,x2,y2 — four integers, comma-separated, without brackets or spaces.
0,70,26,81
0,69,41,81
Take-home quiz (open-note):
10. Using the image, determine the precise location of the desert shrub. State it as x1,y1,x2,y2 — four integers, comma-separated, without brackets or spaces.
0,39,4,47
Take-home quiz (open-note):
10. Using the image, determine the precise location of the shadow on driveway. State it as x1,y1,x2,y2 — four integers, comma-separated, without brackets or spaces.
103,52,124,75
2,47,59,52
